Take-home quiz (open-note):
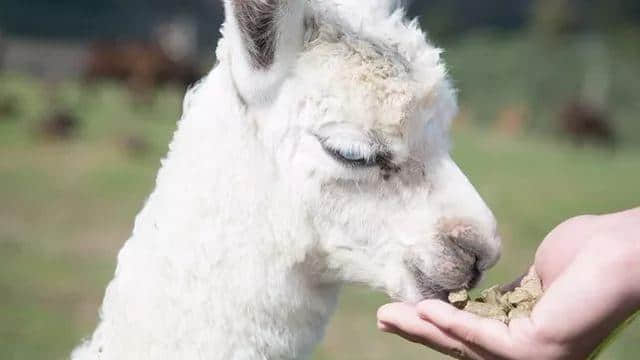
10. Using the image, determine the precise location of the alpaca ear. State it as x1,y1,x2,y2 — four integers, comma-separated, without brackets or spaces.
223,0,306,104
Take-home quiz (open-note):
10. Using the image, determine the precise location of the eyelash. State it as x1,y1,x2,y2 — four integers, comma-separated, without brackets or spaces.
313,130,393,169
325,146,379,167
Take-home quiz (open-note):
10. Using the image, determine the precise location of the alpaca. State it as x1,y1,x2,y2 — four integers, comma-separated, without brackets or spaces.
72,1,501,359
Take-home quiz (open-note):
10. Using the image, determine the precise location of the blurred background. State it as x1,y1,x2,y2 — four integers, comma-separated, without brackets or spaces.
1,0,639,359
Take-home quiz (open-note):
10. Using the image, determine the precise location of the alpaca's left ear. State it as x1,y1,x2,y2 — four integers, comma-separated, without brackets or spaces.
222,0,306,104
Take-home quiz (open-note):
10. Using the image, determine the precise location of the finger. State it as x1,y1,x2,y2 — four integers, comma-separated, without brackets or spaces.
417,300,516,359
377,303,485,360
381,321,481,360
377,320,434,346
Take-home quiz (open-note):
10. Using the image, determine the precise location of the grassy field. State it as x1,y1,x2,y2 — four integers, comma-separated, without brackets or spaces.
1,73,639,360
441,31,640,147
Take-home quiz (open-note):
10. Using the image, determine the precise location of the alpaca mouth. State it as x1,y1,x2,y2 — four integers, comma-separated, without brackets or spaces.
407,259,482,301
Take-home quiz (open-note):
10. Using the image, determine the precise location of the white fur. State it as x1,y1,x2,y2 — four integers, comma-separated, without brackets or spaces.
72,1,500,359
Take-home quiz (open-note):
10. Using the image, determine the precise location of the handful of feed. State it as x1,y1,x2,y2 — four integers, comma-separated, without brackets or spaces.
448,268,543,324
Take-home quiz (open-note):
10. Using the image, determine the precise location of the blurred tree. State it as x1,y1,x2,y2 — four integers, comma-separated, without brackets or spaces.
0,0,222,47
530,0,640,36
1,0,638,44
584,0,640,30
530,0,580,36
410,0,530,40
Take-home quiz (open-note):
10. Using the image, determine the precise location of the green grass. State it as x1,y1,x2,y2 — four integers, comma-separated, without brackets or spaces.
590,311,640,360
1,72,639,360
0,74,180,360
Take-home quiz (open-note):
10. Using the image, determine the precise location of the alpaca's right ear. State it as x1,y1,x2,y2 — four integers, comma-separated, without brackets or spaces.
222,0,306,104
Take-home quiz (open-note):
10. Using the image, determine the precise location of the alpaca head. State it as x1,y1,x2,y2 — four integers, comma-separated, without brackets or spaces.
221,0,501,302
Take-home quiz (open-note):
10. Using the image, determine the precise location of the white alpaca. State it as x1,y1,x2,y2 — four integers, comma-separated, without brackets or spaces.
72,1,501,359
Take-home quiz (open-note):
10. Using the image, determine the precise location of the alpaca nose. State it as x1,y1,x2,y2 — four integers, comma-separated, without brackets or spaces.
442,221,502,273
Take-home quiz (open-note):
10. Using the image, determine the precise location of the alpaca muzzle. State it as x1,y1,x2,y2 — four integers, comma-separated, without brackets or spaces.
403,221,500,301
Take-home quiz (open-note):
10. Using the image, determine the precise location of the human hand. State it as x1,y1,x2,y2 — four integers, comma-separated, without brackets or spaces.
377,208,640,359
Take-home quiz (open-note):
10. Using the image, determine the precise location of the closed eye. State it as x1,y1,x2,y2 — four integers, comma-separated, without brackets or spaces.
312,122,392,168
316,134,387,168
324,144,378,167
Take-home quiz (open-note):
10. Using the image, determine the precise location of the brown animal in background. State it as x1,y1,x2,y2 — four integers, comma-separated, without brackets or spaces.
453,107,471,131
0,94,19,120
494,104,529,137
560,101,616,148
38,109,79,139
121,134,150,158
84,41,202,97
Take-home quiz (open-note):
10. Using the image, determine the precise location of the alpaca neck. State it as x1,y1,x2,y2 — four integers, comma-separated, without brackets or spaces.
78,240,341,359
74,67,341,359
